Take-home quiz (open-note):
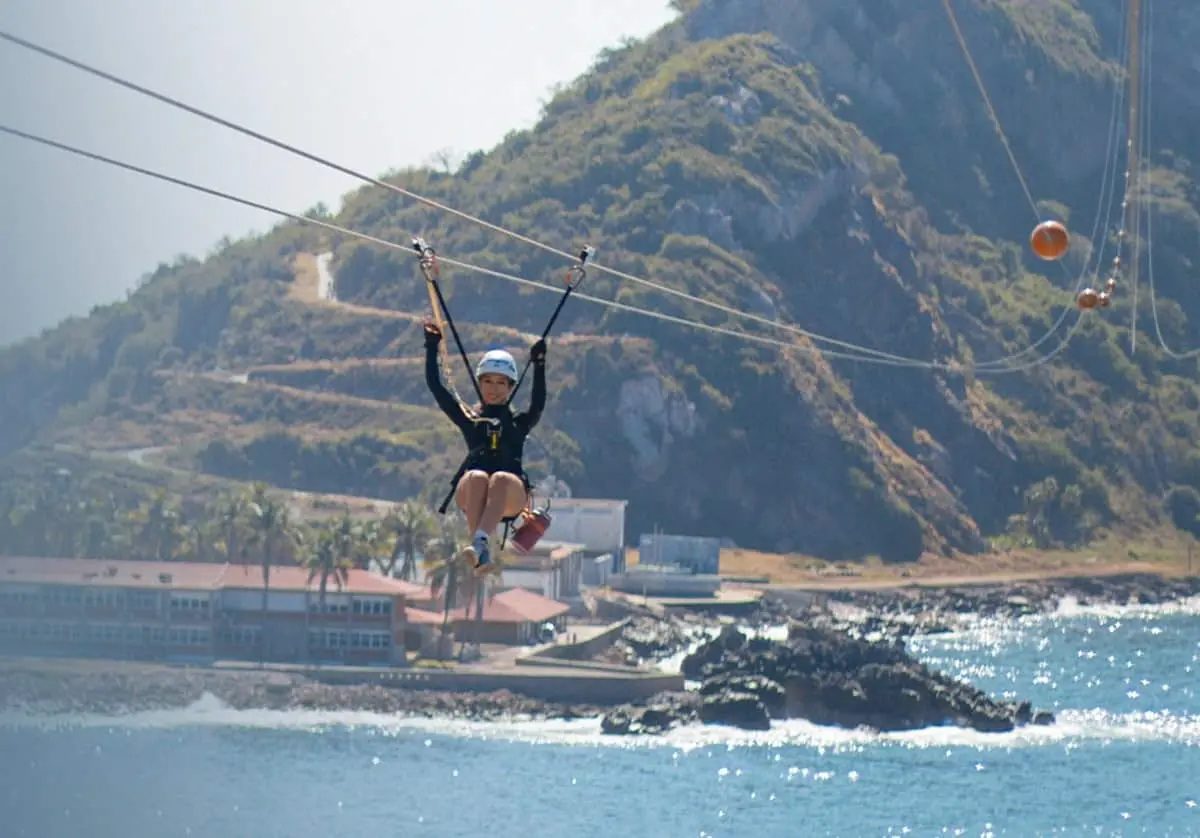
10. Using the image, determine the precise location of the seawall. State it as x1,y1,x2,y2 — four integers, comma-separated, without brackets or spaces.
310,665,682,705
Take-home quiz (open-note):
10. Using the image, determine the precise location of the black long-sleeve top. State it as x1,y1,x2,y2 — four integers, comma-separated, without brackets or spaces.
425,343,545,483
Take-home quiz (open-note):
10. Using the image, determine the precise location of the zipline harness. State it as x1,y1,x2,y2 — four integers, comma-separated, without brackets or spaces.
413,236,591,548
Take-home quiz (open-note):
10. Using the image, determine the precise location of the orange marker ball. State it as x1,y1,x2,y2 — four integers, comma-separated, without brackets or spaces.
1031,220,1070,261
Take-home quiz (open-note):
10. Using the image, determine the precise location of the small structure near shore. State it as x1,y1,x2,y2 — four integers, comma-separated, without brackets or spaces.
445,588,570,645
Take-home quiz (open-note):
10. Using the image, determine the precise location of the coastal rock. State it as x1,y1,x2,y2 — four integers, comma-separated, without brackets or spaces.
609,616,697,665
698,673,787,718
600,691,699,734
697,690,770,731
679,624,1053,733
599,675,786,736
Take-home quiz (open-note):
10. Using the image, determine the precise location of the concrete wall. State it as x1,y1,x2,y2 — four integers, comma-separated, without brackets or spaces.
515,655,645,675
591,594,666,620
529,619,629,662
310,665,682,705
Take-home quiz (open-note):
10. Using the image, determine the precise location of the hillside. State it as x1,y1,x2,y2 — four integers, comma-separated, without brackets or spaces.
4,0,1200,563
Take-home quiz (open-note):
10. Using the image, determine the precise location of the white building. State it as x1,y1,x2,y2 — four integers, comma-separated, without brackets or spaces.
539,498,628,558
499,541,584,601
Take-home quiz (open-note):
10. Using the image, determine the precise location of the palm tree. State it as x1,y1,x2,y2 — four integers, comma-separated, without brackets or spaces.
243,483,296,666
327,513,378,661
215,490,249,566
180,519,214,562
128,489,186,560
326,513,374,569
420,512,507,661
381,501,435,580
456,548,505,661
352,517,384,571
424,513,471,659
302,525,351,667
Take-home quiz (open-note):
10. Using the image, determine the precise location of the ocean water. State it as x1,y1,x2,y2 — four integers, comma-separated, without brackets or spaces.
2,598,1199,838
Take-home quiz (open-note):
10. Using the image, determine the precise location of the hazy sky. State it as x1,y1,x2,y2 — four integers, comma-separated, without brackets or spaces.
0,0,678,346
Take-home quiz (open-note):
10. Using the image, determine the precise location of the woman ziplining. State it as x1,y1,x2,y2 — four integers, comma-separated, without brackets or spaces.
423,321,546,571
416,238,589,573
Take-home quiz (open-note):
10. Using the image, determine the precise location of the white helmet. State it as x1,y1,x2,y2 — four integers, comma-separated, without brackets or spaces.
475,349,518,382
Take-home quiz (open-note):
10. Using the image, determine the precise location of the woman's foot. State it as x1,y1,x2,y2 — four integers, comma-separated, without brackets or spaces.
471,533,491,571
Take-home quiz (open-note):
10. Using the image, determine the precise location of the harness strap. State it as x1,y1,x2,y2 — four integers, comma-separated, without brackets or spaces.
413,237,483,405
507,246,592,406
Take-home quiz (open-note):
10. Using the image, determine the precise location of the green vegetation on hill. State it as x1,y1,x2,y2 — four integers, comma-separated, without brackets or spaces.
4,0,1200,563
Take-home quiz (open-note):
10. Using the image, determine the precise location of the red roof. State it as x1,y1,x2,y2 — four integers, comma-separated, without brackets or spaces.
0,556,227,590
220,563,430,598
0,556,432,599
448,587,569,624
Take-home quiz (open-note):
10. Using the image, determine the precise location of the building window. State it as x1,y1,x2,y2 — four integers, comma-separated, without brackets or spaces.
130,592,158,610
81,590,125,609
352,599,392,616
307,629,389,650
309,600,350,614
220,627,259,646
166,627,210,646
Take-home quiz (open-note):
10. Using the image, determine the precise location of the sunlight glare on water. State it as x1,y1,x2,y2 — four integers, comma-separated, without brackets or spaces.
1,601,1198,837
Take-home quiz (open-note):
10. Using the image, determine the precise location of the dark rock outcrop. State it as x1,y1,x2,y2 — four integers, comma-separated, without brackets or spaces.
599,692,700,735
698,690,771,731
688,623,1051,733
602,620,1055,736
699,673,788,719
603,615,700,666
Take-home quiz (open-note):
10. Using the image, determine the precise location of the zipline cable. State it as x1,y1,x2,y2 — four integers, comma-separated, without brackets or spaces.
1125,0,1144,353
1139,0,1198,359
941,0,1133,362
0,28,1097,372
0,121,1081,375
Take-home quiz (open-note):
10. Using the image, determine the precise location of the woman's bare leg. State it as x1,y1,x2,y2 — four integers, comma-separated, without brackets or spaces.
454,470,490,533
477,472,528,536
